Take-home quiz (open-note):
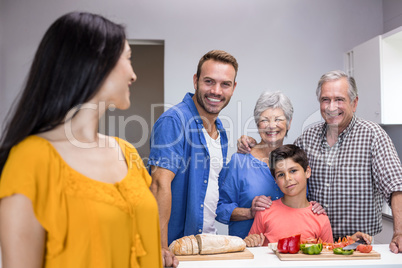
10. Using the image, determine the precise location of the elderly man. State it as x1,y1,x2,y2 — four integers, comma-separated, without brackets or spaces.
238,70,402,253
294,70,402,253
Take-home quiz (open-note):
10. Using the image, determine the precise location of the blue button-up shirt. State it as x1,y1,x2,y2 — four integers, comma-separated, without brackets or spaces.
216,153,283,239
148,93,228,245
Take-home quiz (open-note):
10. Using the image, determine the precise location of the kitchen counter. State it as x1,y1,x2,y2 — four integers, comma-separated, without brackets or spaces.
177,244,402,268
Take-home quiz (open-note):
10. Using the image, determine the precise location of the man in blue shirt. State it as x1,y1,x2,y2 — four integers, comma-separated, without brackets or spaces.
148,50,238,266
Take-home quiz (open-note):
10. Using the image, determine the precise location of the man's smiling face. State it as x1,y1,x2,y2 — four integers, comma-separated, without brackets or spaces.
193,59,236,115
319,77,358,134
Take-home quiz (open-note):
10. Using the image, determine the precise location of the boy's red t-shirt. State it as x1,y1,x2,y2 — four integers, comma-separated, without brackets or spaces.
248,199,334,246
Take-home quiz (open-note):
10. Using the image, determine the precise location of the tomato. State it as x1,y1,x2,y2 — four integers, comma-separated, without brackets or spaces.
356,244,373,253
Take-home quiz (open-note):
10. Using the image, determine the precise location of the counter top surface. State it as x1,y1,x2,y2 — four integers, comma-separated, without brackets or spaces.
177,244,402,267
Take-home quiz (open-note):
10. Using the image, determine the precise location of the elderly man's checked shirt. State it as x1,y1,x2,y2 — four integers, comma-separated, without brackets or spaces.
295,116,402,239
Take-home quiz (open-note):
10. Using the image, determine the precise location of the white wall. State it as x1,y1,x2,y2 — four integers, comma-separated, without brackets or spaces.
0,0,384,157
383,0,402,32
1,0,398,238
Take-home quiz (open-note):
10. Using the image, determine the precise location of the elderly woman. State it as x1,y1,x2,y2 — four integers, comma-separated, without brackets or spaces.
217,91,324,239
216,91,292,239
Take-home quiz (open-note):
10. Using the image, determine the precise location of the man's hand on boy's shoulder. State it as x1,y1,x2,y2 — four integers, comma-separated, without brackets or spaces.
310,201,327,215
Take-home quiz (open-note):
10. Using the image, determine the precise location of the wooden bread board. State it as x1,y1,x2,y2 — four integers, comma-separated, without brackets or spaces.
176,248,254,261
275,249,381,261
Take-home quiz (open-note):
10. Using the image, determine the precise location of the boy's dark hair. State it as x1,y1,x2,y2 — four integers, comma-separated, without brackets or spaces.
269,144,309,176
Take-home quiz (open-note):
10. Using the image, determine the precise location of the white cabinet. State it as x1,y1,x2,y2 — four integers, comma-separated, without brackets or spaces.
346,26,402,124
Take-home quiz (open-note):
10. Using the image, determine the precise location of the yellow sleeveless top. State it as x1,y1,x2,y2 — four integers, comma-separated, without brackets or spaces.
0,135,162,268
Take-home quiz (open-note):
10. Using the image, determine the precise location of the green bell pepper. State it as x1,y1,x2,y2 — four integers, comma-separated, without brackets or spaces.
333,247,354,255
300,243,323,255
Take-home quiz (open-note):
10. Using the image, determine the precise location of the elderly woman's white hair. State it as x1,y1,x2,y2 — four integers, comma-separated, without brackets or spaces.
253,91,294,129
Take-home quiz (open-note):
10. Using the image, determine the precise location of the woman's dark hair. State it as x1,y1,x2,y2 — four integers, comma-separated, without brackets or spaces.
0,12,126,174
269,144,309,176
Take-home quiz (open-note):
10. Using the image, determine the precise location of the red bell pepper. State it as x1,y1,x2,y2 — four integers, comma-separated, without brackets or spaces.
277,234,301,254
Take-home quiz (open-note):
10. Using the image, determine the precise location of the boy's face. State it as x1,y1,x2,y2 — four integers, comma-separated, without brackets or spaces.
273,158,311,197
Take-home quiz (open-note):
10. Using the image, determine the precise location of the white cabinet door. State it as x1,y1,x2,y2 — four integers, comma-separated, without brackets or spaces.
349,26,402,124
351,36,382,124
381,30,402,124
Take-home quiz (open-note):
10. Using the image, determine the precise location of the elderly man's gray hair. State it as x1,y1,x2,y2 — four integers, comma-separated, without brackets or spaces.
316,70,358,102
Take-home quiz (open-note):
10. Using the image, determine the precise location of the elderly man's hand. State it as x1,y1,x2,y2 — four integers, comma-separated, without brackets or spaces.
310,201,327,215
350,231,372,245
390,233,402,254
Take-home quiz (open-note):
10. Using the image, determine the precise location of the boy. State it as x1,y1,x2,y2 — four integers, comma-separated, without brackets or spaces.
244,145,371,247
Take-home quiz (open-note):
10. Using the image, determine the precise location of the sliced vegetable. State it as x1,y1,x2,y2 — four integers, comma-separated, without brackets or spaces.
333,236,354,248
300,243,323,255
301,237,318,244
323,236,356,250
277,234,301,254
333,247,354,255
356,244,373,253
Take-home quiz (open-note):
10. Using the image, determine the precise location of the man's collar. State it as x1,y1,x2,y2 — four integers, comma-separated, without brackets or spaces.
339,115,356,139
320,115,357,143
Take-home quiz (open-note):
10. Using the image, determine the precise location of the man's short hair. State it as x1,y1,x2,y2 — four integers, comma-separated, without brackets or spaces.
316,70,358,102
196,50,238,80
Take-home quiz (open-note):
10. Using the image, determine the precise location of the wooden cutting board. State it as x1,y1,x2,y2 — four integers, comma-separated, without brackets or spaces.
275,249,381,261
176,248,254,261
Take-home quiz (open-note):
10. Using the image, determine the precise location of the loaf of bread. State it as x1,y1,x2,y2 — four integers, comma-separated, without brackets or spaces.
190,235,199,254
169,235,199,255
196,234,246,255
168,234,246,255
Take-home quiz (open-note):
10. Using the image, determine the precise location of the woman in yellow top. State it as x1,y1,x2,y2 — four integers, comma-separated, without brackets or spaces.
0,12,163,268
